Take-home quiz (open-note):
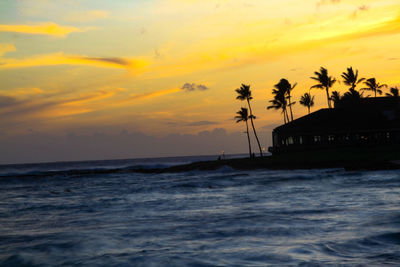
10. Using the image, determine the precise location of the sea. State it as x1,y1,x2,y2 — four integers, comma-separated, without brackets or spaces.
0,154,399,266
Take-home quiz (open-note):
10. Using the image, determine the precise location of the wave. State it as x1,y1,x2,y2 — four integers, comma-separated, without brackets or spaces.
1,255,38,267
0,154,250,178
314,230,400,265
0,164,174,179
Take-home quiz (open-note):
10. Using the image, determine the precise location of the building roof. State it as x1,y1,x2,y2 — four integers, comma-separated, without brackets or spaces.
274,97,400,135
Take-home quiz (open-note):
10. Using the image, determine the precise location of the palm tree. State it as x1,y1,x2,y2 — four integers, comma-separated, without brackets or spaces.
341,67,365,91
361,78,387,97
235,108,252,158
274,79,297,121
340,88,362,107
330,91,341,107
299,92,314,114
385,87,399,97
310,67,336,108
235,84,263,157
268,86,290,124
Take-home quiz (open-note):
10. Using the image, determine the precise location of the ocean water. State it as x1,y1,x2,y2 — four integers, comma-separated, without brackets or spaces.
0,155,399,266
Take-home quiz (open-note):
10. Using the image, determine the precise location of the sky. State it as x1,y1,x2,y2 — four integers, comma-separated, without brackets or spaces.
0,0,400,164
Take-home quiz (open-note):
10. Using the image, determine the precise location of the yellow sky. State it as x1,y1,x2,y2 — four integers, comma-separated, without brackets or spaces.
0,0,399,143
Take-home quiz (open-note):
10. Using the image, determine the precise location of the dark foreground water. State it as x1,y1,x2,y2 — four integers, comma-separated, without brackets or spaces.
1,156,399,266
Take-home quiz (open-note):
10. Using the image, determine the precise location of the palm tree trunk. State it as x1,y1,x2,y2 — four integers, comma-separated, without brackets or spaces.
285,108,290,124
326,87,331,108
249,118,262,157
288,95,294,121
374,90,376,97
308,106,310,114
246,99,263,157
245,121,252,158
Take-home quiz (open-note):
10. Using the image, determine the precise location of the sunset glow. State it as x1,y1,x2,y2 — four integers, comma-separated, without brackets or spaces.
1,0,399,163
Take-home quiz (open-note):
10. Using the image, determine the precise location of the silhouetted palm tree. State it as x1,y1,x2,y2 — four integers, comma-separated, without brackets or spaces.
274,79,297,121
267,96,289,124
361,78,387,97
341,67,365,91
330,91,341,107
235,84,263,157
235,107,252,158
340,88,362,107
268,86,290,124
299,92,314,114
385,87,399,97
310,67,336,108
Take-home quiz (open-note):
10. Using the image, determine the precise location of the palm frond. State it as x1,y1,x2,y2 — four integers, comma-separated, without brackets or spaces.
310,84,323,89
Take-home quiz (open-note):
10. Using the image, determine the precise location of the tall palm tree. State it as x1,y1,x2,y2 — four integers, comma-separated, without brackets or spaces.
267,91,289,124
235,84,263,157
235,108,252,158
341,66,365,91
385,87,399,97
299,92,314,114
274,79,297,121
361,78,387,97
310,67,336,108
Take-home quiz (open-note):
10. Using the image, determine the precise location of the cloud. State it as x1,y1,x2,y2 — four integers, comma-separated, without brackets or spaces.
143,14,400,81
322,15,400,42
0,22,88,37
112,85,210,108
65,10,110,22
231,15,400,70
185,121,218,126
165,120,219,127
0,89,120,121
72,56,131,66
128,88,181,101
0,95,18,108
6,88,44,97
181,83,209,92
0,43,16,56
0,52,150,71
0,85,180,126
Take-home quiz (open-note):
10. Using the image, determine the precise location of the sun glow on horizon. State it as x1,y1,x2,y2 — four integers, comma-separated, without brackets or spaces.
0,0,399,162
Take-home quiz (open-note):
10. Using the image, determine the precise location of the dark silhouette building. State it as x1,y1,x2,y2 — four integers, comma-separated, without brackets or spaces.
269,97,400,154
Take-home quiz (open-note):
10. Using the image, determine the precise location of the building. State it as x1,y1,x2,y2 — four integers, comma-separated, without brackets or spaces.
269,97,400,154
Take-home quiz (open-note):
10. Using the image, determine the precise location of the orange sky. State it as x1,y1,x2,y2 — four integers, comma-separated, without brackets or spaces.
0,0,399,163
